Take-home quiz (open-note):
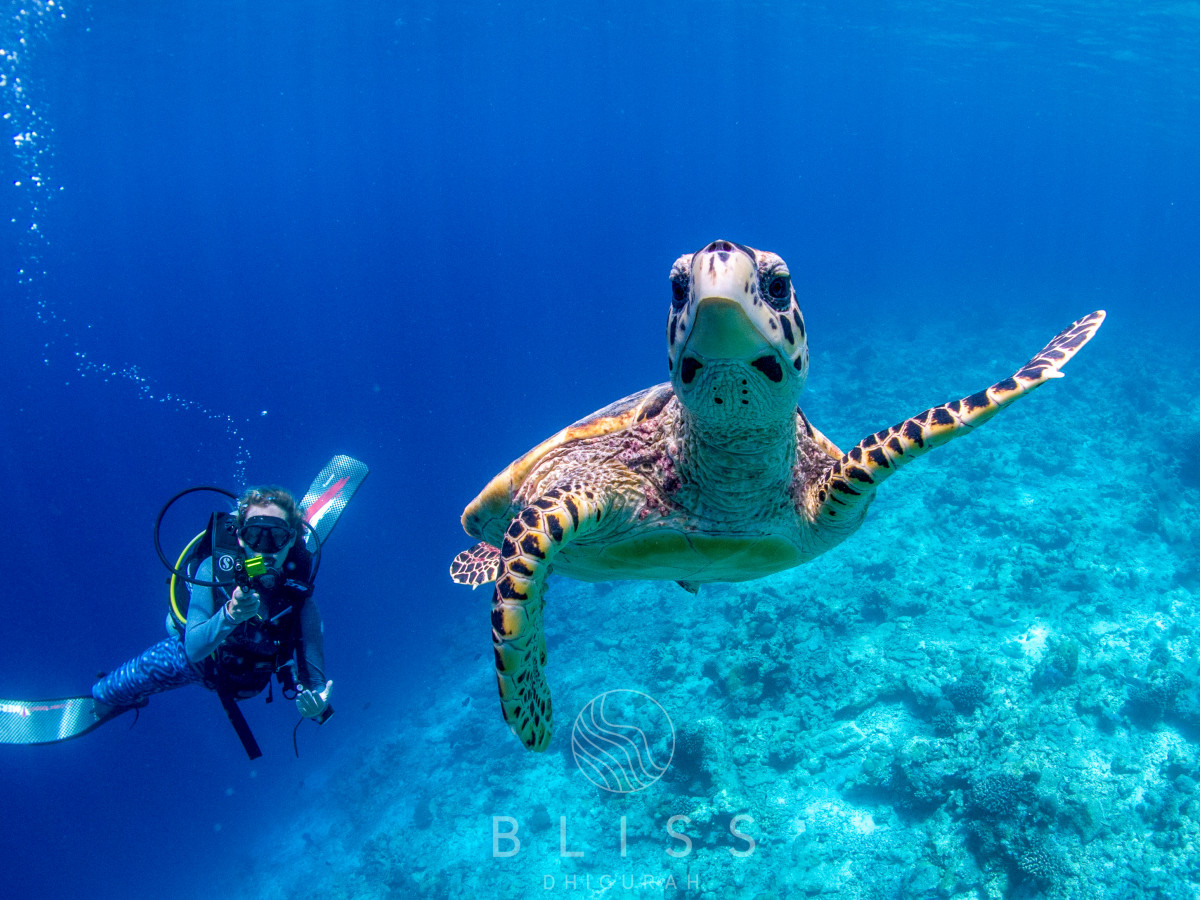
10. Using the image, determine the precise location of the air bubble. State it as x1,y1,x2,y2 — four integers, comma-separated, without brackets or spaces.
5,2,249,483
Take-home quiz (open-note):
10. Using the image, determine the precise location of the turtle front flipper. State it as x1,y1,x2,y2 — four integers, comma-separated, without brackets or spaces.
492,488,605,752
450,541,501,588
813,310,1105,525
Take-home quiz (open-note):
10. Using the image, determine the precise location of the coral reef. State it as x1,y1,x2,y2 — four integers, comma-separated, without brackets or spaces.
218,319,1200,899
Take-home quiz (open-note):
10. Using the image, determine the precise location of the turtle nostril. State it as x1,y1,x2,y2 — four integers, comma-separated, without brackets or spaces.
704,240,734,253
751,355,784,383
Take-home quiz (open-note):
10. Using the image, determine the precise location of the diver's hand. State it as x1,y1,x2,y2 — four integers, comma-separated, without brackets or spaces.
225,587,262,623
296,680,333,718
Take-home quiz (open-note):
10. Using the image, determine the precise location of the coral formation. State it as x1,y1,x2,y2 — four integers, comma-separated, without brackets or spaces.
217,320,1200,899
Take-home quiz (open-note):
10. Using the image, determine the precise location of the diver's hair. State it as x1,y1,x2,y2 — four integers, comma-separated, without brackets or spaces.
236,485,303,531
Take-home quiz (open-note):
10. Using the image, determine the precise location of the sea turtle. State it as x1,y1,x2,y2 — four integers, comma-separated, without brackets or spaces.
451,240,1105,752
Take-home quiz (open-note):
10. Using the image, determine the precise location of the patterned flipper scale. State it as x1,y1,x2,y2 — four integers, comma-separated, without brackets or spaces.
450,541,501,588
491,487,603,752
814,310,1106,524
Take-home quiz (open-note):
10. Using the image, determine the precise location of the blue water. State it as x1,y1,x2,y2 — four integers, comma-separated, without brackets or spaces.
2,2,1198,898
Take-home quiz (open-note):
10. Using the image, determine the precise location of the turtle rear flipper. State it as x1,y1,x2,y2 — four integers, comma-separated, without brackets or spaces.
450,541,501,588
813,310,1106,524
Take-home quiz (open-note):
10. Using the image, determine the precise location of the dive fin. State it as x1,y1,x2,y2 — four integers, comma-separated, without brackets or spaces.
0,695,132,746
301,454,370,551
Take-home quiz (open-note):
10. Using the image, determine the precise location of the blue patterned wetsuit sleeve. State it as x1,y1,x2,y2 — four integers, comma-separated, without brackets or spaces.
184,557,238,664
91,556,234,708
91,635,202,708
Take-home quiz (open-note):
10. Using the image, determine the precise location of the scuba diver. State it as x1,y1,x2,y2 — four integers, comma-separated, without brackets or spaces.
0,455,368,759
94,487,333,747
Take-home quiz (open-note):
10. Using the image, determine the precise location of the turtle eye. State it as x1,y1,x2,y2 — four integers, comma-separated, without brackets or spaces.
670,276,689,309
764,273,791,310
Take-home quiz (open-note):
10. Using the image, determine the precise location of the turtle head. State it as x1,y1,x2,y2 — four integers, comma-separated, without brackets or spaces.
667,241,808,425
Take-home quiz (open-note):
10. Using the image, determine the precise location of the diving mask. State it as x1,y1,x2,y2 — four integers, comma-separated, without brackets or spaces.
238,515,295,554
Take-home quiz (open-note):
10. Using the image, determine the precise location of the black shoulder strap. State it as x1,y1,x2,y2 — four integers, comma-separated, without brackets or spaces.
209,511,244,584
171,513,238,630
283,539,314,584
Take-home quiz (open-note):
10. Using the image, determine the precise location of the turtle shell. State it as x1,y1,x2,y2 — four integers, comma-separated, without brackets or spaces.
461,382,674,544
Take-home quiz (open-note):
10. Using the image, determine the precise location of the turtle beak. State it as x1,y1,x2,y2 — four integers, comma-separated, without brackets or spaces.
685,297,773,360
683,247,772,360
